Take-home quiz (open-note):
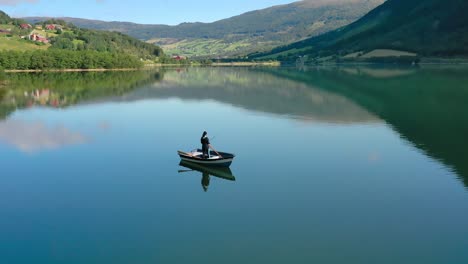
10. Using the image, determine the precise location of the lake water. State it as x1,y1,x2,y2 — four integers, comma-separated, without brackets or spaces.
1,66,468,264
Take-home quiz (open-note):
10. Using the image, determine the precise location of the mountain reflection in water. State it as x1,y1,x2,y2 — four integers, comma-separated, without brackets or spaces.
260,66,468,187
125,68,379,124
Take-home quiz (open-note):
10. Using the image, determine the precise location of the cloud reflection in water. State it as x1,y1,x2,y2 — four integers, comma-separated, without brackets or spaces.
0,120,87,153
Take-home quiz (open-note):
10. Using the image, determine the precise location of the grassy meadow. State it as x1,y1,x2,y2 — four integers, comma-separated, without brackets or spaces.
0,35,50,51
148,37,273,58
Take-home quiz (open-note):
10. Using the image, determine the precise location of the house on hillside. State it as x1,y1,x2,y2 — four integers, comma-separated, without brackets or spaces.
45,24,63,31
172,55,187,60
20,24,32,29
29,33,49,44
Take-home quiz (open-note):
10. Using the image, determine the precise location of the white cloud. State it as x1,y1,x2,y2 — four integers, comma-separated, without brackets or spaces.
0,0,38,6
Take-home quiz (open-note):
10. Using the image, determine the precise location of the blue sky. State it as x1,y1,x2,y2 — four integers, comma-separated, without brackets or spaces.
0,0,299,25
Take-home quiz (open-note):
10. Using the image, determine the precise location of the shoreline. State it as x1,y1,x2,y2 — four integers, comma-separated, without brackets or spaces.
211,62,281,67
4,68,141,73
145,62,281,67
3,60,468,73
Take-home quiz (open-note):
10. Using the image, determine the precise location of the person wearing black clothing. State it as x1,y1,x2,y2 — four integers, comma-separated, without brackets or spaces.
201,131,210,158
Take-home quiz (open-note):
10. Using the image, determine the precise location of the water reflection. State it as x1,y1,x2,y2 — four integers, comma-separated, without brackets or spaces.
0,70,164,119
178,161,236,192
260,66,468,187
0,70,164,151
123,68,379,124
0,68,377,124
0,119,86,152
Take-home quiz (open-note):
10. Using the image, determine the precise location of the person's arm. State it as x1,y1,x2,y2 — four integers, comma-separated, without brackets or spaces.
208,144,223,158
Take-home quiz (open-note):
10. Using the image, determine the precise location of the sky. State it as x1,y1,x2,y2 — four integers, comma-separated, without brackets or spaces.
0,0,299,25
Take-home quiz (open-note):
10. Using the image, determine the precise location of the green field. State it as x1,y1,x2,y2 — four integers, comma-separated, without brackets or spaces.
149,38,275,58
0,36,50,51
342,49,418,60
360,49,417,58
0,24,13,30
31,29,58,38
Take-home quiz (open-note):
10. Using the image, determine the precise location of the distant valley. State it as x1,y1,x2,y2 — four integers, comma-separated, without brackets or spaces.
24,0,384,58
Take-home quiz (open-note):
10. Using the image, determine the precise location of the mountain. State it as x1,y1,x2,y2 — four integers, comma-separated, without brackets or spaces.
252,0,468,62
23,0,384,58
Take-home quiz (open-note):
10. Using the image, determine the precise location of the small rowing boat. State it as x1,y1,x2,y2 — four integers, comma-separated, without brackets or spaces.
177,149,235,167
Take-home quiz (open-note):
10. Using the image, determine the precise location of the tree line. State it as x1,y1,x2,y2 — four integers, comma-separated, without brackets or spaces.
0,50,143,70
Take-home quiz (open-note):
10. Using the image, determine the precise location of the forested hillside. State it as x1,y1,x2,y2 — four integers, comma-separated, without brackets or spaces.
252,0,468,62
0,11,164,69
51,26,163,59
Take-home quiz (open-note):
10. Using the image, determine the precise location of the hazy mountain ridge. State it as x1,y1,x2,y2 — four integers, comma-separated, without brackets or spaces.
23,0,384,58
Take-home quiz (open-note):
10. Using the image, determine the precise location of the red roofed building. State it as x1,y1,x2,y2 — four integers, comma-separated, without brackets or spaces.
20,24,32,29
29,33,49,44
172,55,187,60
46,24,56,30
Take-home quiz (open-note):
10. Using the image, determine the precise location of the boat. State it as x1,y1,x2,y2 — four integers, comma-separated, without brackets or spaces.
178,160,236,181
177,149,235,167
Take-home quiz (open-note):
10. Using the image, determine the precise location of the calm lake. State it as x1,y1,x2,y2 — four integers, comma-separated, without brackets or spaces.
1,66,468,264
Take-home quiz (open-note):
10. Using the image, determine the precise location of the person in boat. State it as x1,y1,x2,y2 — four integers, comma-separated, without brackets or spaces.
201,131,210,159
200,131,223,159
